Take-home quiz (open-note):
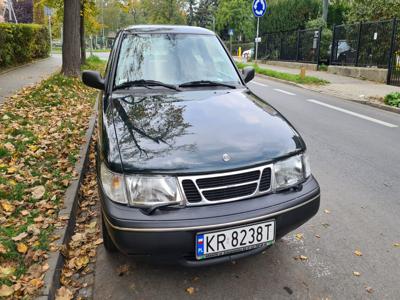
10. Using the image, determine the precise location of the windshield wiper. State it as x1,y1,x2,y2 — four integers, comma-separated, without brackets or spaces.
114,80,181,91
179,80,236,89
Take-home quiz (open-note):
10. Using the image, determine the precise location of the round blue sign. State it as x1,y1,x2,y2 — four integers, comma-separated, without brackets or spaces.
252,0,267,18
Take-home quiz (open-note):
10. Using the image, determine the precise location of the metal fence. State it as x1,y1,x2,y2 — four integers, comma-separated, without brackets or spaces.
258,28,322,64
223,42,254,56
331,19,395,68
387,19,400,86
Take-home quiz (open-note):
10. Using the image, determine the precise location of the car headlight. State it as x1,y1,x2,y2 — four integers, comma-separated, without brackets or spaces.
100,163,128,204
273,154,311,191
125,176,184,208
100,163,184,208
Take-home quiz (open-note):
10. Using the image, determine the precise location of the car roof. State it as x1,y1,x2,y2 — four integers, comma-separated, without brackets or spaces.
123,25,215,35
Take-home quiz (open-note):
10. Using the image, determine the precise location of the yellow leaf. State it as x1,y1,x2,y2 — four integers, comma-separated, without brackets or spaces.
74,256,89,269
354,250,363,257
17,243,28,254
1,201,15,213
186,287,195,295
0,284,14,297
0,266,15,279
353,271,361,277
394,243,400,248
28,145,39,152
295,233,304,240
7,167,16,174
299,255,308,261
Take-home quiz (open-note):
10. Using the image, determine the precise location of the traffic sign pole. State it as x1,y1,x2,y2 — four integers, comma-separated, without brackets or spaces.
255,17,260,64
252,0,267,65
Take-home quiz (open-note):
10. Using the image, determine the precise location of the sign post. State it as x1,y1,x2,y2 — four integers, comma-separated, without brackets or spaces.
44,6,53,54
252,0,267,64
228,29,234,55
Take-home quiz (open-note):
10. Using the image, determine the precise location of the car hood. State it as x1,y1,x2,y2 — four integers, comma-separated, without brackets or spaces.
110,88,305,174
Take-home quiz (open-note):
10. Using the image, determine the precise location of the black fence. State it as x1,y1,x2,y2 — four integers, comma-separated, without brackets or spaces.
331,19,395,68
388,20,400,86
258,28,322,64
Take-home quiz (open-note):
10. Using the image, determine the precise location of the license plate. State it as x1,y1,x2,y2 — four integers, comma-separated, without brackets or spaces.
195,220,275,260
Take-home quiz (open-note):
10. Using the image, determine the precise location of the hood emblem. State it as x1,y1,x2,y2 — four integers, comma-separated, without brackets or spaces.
222,153,231,162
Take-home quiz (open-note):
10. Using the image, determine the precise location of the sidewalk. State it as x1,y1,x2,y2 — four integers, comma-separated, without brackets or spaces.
254,61,400,105
0,55,62,104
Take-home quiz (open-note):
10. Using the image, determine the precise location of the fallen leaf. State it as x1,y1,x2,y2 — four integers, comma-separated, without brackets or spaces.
1,201,15,213
74,256,89,269
56,286,73,300
117,264,129,276
354,250,363,257
353,271,361,277
12,232,28,242
366,287,373,294
295,233,304,241
394,243,400,248
0,243,7,254
294,255,308,261
186,287,195,295
7,167,16,174
4,142,15,152
324,209,331,214
0,284,14,297
17,243,28,254
94,238,103,245
31,185,46,200
0,266,15,279
315,234,321,239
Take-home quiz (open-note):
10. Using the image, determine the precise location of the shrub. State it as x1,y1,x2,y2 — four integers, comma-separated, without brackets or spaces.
384,92,400,108
0,23,50,69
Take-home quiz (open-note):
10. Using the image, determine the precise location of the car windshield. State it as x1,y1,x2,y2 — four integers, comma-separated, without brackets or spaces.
114,33,242,87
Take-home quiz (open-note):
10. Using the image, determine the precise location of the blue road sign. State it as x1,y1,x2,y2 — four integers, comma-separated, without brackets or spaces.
44,6,53,17
252,0,267,18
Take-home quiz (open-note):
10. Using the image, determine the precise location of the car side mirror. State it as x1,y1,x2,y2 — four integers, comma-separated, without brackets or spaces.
242,66,255,83
82,70,105,90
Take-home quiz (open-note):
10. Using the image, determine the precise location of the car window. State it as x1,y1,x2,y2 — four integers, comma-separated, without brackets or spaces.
114,33,242,87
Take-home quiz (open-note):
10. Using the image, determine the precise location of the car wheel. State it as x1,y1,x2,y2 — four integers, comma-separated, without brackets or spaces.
102,213,117,252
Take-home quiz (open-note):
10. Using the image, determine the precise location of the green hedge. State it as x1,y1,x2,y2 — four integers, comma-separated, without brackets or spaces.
0,23,50,68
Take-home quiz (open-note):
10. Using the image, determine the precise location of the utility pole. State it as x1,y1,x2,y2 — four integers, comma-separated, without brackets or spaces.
322,0,328,23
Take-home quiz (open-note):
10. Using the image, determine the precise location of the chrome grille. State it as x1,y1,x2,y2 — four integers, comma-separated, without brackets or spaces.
179,164,273,206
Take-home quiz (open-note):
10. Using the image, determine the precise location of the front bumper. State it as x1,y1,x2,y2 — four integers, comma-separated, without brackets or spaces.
101,176,320,266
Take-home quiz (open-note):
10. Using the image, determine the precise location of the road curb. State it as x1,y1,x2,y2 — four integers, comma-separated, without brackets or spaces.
255,74,400,115
38,105,97,300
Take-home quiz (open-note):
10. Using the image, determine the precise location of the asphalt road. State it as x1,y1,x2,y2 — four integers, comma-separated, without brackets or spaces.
93,77,400,299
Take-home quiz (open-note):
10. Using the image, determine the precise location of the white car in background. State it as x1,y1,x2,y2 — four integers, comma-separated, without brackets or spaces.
242,48,254,60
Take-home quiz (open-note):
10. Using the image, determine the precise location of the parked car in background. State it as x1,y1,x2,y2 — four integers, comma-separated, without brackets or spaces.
82,25,320,266
242,48,254,60
328,40,357,65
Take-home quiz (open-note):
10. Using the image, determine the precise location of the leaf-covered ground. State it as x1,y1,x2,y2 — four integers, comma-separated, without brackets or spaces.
56,142,102,300
0,57,104,298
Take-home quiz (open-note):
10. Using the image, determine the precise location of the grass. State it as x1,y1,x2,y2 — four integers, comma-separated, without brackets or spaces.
236,62,329,85
0,57,106,298
384,92,400,108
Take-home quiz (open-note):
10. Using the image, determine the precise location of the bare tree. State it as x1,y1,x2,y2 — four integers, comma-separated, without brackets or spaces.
62,0,81,77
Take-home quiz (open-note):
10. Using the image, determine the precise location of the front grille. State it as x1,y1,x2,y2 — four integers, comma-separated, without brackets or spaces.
259,168,272,192
179,165,273,206
181,179,202,203
196,171,260,189
203,183,258,201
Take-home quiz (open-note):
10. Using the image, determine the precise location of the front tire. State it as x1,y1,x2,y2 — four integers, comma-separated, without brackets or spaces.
102,213,117,252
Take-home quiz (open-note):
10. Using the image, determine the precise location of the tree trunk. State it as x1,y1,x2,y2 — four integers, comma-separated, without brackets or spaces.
62,0,81,77
322,0,329,23
80,0,86,65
